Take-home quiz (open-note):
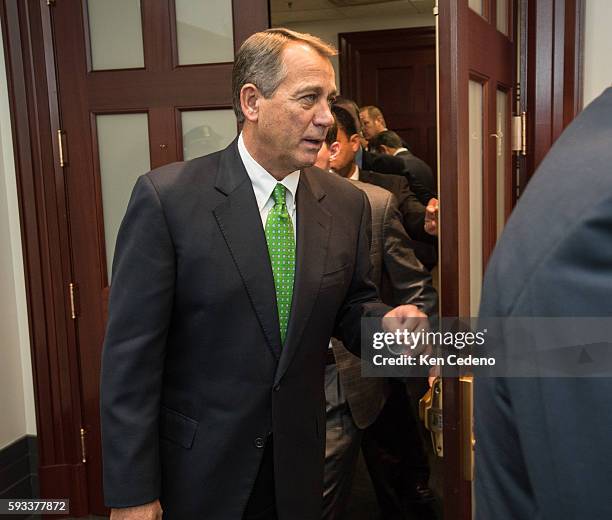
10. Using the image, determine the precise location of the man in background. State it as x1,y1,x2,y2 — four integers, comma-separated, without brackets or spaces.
333,98,438,271
359,105,387,141
323,109,438,519
368,130,436,206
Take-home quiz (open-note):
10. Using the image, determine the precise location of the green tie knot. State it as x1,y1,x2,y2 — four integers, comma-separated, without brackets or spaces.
272,184,287,208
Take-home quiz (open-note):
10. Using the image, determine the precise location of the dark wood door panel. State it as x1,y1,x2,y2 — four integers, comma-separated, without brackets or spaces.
340,27,437,175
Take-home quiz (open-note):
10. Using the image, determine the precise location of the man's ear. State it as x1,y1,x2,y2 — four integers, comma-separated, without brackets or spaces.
380,144,391,155
329,141,341,161
240,84,261,123
349,134,361,153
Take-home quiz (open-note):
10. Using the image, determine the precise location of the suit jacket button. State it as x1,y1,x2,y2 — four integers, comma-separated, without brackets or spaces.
254,437,265,449
274,384,280,392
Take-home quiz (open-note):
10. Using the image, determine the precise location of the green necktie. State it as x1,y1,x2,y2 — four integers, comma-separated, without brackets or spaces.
264,184,296,344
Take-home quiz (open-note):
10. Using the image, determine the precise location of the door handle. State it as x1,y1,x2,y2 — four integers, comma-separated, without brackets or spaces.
419,377,444,457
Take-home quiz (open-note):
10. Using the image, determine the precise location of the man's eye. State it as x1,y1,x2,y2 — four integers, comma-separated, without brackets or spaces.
328,97,337,106
302,94,317,103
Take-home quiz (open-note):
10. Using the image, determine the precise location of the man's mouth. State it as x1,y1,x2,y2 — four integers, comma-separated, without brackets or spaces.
303,138,323,147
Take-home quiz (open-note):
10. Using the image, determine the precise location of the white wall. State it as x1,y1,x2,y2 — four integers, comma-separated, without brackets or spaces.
583,0,612,107
0,20,37,450
275,13,435,91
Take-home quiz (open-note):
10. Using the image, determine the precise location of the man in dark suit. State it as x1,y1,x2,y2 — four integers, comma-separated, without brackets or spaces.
327,106,437,518
368,130,436,206
475,88,612,519
100,28,424,520
315,121,437,519
334,98,438,271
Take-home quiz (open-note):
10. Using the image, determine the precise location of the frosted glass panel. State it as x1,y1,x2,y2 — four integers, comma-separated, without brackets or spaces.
87,0,144,70
468,80,484,317
496,90,509,239
182,110,237,160
497,0,509,35
97,114,150,279
175,0,234,65
469,0,484,16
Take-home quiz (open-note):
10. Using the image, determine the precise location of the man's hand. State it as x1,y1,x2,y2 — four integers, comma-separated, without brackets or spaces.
383,304,428,332
110,500,162,520
424,197,439,236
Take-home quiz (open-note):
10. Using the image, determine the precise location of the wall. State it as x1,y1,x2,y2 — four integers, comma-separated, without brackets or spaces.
583,0,612,107
274,13,435,91
0,17,37,451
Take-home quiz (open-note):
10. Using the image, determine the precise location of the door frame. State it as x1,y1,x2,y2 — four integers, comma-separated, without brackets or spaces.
1,0,583,516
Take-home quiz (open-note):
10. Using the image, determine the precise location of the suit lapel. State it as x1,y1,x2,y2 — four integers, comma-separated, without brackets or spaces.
213,141,282,360
275,170,331,384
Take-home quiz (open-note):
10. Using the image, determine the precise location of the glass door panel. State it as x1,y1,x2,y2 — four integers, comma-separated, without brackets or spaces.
96,113,151,279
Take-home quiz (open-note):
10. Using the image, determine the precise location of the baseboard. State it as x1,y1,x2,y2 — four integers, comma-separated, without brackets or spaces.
0,435,38,500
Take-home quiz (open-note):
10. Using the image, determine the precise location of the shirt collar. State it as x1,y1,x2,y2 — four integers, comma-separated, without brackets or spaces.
349,164,360,181
238,133,300,212
393,147,408,155
355,146,364,168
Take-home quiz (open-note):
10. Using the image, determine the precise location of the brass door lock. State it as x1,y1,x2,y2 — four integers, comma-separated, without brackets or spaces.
419,377,444,457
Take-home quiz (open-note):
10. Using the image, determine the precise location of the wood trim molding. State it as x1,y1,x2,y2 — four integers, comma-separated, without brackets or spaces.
0,0,87,514
438,1,472,518
525,0,584,181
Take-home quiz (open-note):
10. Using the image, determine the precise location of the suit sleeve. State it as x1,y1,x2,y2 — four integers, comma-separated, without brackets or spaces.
381,193,438,316
394,177,432,244
100,175,175,507
334,190,390,355
403,162,436,206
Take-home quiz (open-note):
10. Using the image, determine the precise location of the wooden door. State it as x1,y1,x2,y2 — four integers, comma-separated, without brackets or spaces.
339,27,437,174
438,0,516,517
48,0,268,514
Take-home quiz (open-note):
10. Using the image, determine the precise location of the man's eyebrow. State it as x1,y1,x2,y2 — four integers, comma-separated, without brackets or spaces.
295,85,338,97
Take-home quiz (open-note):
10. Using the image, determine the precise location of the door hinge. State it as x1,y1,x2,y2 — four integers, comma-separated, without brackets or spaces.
57,129,67,167
47,0,56,6
80,427,87,464
433,0,439,16
512,112,527,155
69,282,79,320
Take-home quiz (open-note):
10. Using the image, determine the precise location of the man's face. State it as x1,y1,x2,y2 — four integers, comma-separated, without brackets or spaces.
360,110,383,139
248,43,337,176
329,127,359,178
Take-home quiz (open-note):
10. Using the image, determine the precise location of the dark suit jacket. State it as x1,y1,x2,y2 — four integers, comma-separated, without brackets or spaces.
332,180,437,428
100,139,388,519
474,88,612,520
395,150,436,205
358,169,437,270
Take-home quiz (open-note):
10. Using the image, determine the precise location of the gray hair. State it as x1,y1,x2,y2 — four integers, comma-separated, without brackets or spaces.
232,28,337,123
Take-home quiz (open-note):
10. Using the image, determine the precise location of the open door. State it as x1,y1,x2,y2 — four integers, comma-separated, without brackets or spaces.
437,0,516,517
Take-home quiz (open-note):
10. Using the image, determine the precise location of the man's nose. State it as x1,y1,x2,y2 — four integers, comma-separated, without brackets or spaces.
314,100,334,128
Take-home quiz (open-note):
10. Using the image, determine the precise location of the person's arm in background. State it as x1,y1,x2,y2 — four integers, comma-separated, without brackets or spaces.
381,192,437,317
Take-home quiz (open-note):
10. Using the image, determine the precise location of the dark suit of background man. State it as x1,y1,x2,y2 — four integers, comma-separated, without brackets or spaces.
475,87,612,520
100,28,424,520
368,130,436,207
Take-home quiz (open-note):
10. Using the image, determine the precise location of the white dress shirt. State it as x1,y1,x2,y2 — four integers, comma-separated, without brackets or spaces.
349,165,360,181
237,133,299,239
